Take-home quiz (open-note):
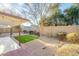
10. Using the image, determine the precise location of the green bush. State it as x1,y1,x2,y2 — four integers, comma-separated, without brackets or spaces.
56,44,79,56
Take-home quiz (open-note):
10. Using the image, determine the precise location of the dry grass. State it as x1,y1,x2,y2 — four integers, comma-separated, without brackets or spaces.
56,44,79,56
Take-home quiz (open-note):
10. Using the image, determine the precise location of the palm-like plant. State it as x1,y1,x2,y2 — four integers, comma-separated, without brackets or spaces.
64,5,79,25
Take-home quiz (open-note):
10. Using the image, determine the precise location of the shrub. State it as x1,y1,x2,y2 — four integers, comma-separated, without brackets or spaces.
56,44,79,56
57,32,66,40
66,32,79,43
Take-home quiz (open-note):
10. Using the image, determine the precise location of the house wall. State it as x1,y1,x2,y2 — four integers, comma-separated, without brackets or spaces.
0,28,20,33
40,25,79,37
0,12,28,33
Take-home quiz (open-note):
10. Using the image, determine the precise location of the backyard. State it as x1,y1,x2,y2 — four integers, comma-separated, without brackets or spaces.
1,3,79,56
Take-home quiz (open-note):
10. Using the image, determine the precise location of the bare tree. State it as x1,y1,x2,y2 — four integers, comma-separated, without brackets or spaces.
20,3,50,25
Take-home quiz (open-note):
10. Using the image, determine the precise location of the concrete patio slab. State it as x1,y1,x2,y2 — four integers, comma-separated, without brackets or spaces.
2,45,32,56
0,37,20,55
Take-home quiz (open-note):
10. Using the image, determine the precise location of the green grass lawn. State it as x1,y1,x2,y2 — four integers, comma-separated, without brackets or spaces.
15,35,38,43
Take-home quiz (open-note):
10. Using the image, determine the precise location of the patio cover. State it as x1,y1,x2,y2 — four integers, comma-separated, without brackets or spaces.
0,12,31,28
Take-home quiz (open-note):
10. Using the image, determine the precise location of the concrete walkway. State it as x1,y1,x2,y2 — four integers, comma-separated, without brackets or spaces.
0,37,20,55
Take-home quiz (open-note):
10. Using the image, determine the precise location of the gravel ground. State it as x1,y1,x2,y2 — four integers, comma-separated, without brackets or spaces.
21,36,62,56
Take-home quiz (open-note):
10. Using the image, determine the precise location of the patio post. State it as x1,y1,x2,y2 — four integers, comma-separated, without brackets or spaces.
18,26,21,46
10,27,13,37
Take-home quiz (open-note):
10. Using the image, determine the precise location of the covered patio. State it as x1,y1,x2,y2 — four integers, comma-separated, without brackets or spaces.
0,12,31,55
0,12,31,37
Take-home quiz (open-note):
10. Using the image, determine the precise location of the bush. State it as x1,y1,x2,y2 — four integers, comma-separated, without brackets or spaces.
56,44,79,56
29,31,34,34
66,32,79,43
57,32,66,40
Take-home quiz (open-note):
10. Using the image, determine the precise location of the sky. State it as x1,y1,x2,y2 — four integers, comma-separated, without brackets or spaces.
0,3,72,14
0,3,73,16
0,3,73,26
60,3,72,12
